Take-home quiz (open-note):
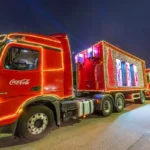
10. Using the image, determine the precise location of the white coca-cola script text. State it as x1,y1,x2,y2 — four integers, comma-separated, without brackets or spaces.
9,79,30,85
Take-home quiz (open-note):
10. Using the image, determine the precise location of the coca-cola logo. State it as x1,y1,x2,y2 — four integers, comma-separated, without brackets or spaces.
9,79,30,85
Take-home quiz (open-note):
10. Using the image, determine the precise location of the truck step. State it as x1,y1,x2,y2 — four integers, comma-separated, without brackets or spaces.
0,133,12,138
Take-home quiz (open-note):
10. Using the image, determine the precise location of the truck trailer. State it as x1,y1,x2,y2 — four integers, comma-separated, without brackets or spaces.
0,33,147,141
75,41,147,105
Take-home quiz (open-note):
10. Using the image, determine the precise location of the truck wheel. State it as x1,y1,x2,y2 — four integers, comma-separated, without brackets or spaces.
135,92,145,104
101,96,113,117
115,94,125,112
17,105,54,141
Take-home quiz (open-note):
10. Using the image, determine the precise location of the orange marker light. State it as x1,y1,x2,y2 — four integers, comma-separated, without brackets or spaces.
96,100,100,104
18,109,23,114
83,115,86,119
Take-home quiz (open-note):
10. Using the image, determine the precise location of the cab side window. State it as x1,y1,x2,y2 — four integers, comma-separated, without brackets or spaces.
4,47,39,70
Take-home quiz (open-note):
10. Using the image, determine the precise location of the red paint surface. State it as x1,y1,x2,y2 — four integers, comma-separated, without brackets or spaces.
145,69,150,97
76,42,104,91
107,48,115,87
76,41,146,93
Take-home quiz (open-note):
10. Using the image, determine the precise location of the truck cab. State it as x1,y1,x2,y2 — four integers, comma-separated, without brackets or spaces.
0,33,73,140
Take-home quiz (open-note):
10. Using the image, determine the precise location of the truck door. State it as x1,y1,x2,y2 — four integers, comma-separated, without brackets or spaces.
0,43,42,98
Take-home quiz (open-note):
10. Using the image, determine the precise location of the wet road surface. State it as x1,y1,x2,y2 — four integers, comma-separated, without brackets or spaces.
1,101,150,150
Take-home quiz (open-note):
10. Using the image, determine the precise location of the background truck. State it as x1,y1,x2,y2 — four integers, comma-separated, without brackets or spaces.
145,68,150,99
0,33,147,141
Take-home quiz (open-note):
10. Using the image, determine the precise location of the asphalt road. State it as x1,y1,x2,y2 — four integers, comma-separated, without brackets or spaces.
1,101,150,150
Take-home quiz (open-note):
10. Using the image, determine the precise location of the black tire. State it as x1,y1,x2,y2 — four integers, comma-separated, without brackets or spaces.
115,94,125,112
17,105,54,141
135,92,145,104
101,96,113,117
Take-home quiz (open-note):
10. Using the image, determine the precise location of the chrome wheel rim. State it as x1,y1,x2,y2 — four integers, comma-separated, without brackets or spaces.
27,113,48,135
141,93,145,103
104,100,111,113
117,98,123,110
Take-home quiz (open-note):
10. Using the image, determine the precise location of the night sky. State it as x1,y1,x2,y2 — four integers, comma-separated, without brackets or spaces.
1,0,150,68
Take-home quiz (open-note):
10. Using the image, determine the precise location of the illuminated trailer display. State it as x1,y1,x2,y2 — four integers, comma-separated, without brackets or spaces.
75,41,146,102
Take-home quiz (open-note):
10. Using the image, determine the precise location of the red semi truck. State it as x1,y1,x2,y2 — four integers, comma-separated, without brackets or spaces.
0,33,147,141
